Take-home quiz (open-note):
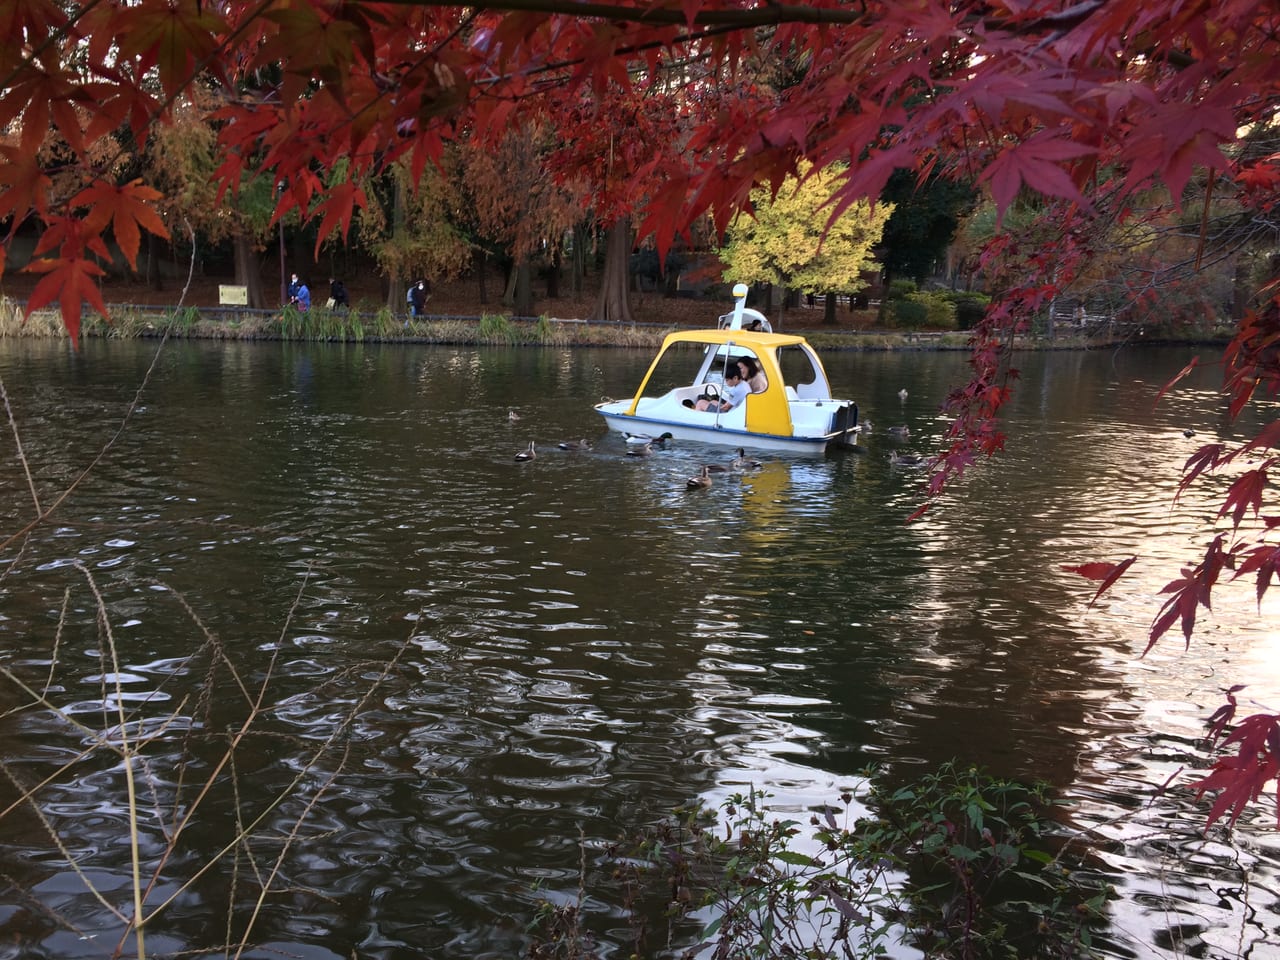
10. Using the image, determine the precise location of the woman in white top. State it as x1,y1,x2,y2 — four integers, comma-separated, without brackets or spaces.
738,357,768,393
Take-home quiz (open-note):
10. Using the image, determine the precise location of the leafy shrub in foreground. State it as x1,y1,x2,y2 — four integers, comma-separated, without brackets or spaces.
528,763,1111,960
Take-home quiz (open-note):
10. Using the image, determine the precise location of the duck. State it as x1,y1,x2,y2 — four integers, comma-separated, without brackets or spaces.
625,431,673,447
730,448,762,470
558,438,592,451
514,441,536,461
889,450,928,469
1183,428,1196,438
625,442,653,457
898,388,909,401
888,425,910,439
507,408,521,422
686,465,713,490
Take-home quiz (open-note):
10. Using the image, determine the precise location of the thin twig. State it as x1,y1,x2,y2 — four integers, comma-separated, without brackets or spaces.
0,372,41,515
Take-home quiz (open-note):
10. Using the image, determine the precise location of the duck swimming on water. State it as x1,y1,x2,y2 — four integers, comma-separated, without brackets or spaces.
625,431,673,447
889,450,928,469
515,441,536,461
558,438,592,451
686,465,713,490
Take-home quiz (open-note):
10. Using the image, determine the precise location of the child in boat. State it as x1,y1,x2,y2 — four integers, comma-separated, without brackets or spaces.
695,370,749,413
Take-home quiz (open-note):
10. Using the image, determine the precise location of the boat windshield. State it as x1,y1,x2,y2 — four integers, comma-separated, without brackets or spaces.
638,341,727,397
776,344,830,397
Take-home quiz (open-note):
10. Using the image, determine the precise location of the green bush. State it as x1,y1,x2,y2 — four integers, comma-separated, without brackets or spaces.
907,291,957,329
893,297,928,330
526,762,1111,960
887,278,918,300
951,294,989,330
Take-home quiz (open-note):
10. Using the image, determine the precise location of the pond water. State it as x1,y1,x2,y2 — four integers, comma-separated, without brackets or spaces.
0,337,1277,959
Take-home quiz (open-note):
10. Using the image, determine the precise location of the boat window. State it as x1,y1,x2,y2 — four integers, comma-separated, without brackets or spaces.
777,345,819,391
641,341,724,396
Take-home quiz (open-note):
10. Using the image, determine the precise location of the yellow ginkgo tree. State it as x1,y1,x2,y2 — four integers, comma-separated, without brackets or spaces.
720,161,893,324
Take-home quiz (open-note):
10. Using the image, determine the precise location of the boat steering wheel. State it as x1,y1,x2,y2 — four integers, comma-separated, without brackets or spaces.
702,383,720,404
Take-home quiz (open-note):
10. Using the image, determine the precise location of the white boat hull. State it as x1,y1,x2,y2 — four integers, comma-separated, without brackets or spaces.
595,399,857,455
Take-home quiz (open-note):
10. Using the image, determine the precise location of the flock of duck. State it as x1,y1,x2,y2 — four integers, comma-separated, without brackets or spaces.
507,389,929,484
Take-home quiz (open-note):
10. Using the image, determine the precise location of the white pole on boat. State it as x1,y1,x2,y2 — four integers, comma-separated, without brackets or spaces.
729,282,748,330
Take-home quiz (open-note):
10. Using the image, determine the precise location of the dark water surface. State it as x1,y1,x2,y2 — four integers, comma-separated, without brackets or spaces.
0,338,1277,959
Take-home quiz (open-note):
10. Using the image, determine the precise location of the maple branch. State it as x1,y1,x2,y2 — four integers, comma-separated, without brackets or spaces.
381,0,863,27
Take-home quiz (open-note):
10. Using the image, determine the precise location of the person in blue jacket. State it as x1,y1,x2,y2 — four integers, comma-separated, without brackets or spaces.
290,278,310,311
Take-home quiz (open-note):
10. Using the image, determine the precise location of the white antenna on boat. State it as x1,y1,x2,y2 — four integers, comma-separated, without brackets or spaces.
728,282,749,330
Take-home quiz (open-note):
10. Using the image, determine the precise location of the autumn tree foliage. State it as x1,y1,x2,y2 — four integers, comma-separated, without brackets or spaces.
3,0,1280,825
145,88,279,307
454,120,585,316
719,160,893,323
353,158,472,307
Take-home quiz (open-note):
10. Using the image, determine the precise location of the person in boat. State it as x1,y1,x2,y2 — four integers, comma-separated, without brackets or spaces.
737,357,767,393
695,368,749,413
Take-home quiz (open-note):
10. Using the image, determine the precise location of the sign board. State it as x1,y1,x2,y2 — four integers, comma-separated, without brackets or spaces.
219,285,249,305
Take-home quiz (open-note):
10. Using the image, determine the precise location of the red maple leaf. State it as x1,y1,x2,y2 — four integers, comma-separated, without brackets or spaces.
116,0,227,99
1148,536,1229,653
310,180,367,258
1062,556,1137,607
70,179,169,270
1219,467,1270,527
0,145,51,231
23,256,108,342
1232,541,1280,608
1189,711,1280,828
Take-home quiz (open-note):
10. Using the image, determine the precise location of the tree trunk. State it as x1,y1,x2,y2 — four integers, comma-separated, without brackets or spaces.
571,222,588,296
588,218,633,324
146,233,162,291
514,259,534,317
387,174,407,310
475,248,488,306
232,232,267,308
501,259,517,307
546,243,561,298
824,294,837,325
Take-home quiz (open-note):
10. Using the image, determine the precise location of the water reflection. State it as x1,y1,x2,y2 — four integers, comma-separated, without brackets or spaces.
0,339,1276,958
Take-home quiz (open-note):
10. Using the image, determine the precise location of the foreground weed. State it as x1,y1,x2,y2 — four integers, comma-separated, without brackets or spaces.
527,763,1112,960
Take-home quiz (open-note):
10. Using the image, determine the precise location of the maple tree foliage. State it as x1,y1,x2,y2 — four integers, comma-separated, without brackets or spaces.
4,0,1280,825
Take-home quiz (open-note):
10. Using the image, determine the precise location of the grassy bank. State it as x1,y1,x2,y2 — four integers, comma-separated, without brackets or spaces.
0,297,1226,351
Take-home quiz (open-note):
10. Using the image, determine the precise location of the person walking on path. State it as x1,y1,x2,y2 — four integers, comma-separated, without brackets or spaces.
328,278,349,309
290,278,310,311
409,279,430,317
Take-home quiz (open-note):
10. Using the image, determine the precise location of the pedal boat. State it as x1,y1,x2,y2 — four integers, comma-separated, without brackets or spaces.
594,284,860,454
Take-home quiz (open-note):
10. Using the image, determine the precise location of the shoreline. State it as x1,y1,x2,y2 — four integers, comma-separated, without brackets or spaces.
0,297,1230,353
